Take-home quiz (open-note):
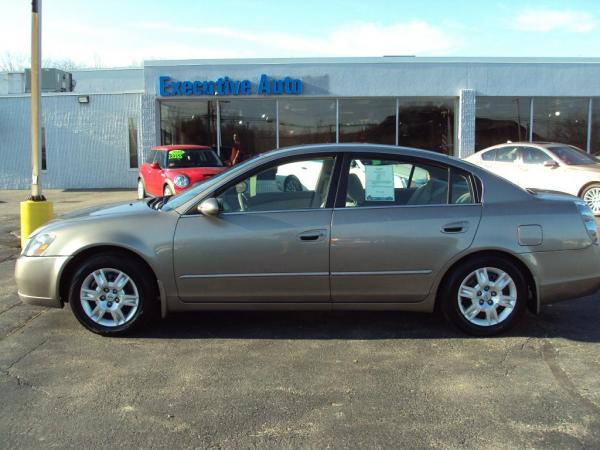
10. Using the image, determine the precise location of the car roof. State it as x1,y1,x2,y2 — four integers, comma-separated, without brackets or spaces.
152,145,212,151
485,142,566,149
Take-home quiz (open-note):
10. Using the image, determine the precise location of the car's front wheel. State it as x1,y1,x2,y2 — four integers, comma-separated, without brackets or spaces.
441,256,527,336
68,253,157,336
581,183,600,215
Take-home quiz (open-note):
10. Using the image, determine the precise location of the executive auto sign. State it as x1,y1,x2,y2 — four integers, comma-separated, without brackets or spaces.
159,74,303,97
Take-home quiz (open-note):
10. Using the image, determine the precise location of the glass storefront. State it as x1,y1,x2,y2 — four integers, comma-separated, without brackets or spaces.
338,98,396,145
398,98,455,155
219,99,276,161
159,97,457,157
278,98,336,147
475,97,531,151
592,99,600,156
160,100,217,148
532,97,588,150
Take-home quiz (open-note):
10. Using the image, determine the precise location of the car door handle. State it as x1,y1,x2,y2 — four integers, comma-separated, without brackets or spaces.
441,221,469,234
298,229,327,241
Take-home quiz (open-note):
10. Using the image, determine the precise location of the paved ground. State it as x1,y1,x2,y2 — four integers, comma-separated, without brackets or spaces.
1,189,600,449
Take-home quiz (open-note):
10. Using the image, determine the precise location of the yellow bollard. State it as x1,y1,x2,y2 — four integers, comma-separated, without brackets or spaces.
20,200,54,248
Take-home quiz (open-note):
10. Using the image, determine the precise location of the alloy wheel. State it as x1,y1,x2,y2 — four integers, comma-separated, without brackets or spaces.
457,267,517,327
583,187,600,215
79,268,140,327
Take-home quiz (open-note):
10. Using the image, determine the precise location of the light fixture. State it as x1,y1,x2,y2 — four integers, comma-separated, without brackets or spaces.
78,95,90,104
554,111,561,117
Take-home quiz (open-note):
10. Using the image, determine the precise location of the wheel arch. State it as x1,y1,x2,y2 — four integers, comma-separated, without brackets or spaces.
577,181,600,198
58,245,164,314
434,249,539,314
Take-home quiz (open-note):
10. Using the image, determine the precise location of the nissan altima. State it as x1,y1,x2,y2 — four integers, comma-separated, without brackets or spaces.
15,144,600,336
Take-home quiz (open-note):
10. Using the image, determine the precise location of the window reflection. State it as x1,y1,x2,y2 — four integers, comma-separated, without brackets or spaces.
279,99,336,147
160,101,217,148
475,97,530,150
532,97,588,150
219,99,276,162
339,98,396,145
592,99,600,156
398,98,455,154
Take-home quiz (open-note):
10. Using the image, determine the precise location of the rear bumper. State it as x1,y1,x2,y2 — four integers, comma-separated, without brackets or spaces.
14,255,70,308
522,245,600,306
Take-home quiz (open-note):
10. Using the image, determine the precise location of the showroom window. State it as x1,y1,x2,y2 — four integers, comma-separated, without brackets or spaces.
279,98,336,147
592,99,600,156
219,99,276,162
338,98,396,145
128,117,138,169
475,97,531,151
160,100,218,148
531,97,588,150
398,98,455,154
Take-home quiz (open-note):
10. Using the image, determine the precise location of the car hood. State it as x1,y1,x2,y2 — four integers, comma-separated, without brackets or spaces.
564,164,600,174
59,200,151,220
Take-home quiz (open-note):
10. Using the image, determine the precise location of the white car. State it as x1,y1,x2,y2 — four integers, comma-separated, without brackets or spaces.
464,142,600,214
275,159,407,192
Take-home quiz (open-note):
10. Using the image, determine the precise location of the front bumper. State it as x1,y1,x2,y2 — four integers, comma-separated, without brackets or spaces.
14,255,70,308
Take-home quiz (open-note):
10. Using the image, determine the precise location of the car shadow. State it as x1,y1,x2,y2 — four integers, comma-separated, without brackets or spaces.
129,294,600,342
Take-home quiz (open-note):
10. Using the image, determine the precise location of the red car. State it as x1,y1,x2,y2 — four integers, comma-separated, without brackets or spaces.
137,145,226,199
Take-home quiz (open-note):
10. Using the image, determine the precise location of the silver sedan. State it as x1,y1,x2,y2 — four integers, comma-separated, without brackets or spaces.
15,144,600,336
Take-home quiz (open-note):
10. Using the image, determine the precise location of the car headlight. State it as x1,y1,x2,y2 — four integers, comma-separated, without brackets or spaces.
23,233,56,256
173,174,189,188
576,201,598,245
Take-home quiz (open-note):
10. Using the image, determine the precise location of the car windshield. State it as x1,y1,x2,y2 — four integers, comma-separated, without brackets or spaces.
160,153,263,211
546,145,597,165
166,149,223,168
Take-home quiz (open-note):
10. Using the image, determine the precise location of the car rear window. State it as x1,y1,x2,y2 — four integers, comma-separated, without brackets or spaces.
166,149,223,168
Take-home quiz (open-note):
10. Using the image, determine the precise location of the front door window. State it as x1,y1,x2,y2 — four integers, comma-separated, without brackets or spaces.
216,157,336,213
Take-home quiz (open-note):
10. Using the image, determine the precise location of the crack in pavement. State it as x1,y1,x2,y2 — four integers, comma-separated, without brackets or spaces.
542,340,600,416
2,309,46,341
1,338,52,397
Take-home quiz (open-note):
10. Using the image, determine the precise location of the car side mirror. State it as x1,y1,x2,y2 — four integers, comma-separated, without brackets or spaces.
197,198,220,216
543,160,558,168
150,162,160,170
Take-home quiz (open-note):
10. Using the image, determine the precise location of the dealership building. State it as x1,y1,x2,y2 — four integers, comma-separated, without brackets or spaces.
1,56,600,189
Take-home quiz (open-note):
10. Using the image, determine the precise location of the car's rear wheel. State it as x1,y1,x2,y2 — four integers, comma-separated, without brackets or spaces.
581,183,600,215
163,185,173,197
137,179,146,200
68,253,157,336
441,256,527,336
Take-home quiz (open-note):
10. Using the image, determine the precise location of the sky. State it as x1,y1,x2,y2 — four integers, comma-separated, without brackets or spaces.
1,0,600,68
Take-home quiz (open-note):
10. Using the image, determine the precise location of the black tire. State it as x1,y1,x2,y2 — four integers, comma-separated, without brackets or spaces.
68,253,158,336
137,179,146,200
284,176,303,192
440,255,528,336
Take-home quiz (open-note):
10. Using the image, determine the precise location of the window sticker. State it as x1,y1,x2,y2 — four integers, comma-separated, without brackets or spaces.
365,165,395,201
168,150,185,160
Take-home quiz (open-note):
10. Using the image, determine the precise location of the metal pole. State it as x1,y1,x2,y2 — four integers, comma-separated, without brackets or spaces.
30,0,44,200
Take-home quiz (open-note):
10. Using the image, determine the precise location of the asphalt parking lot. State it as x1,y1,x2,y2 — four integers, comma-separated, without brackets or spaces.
1,189,600,449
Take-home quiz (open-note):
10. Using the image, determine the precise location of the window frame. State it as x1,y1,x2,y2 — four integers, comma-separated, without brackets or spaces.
334,152,480,209
184,152,343,215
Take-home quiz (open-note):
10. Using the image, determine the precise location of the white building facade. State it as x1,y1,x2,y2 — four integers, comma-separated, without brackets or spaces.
1,57,600,189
